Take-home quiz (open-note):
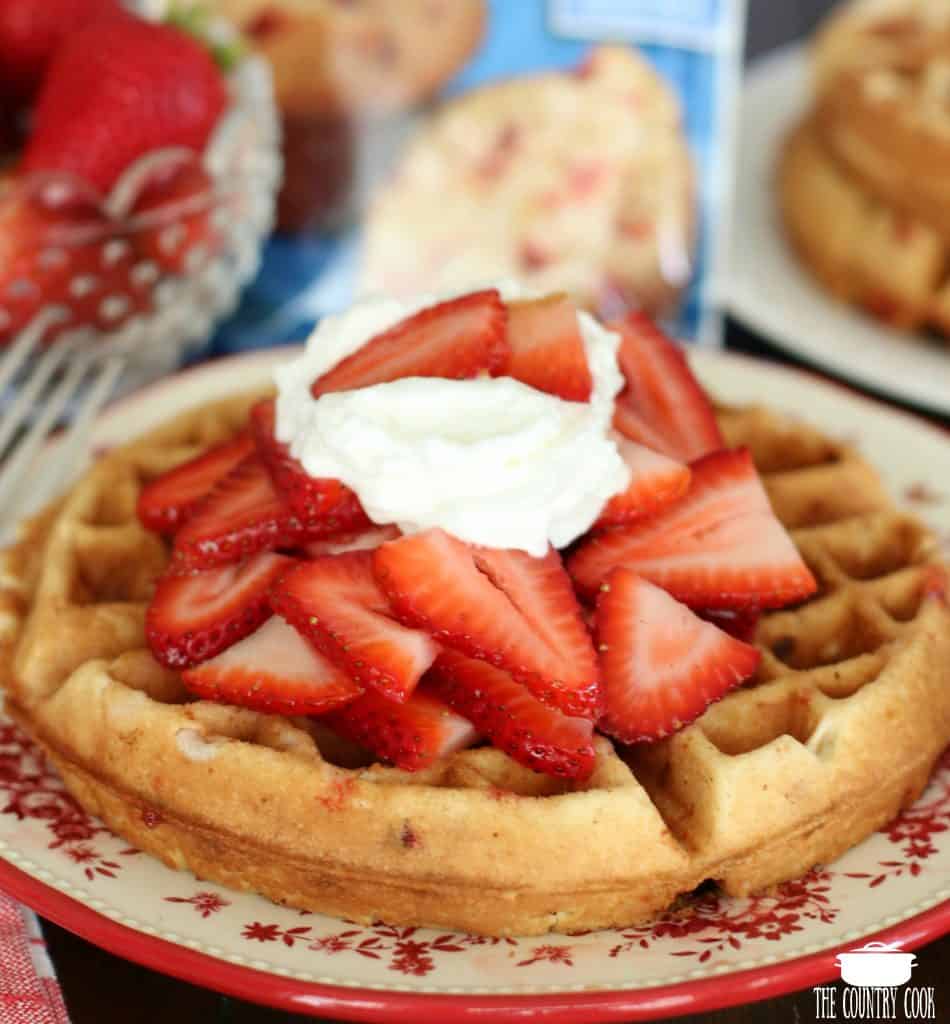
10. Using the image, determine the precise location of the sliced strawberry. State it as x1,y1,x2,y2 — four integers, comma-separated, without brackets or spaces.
173,455,366,570
311,289,509,396
137,431,255,534
181,615,361,716
502,294,592,401
611,312,723,462
427,650,595,779
146,551,292,669
596,569,761,743
568,448,817,609
373,530,601,718
249,398,367,525
322,684,478,772
697,607,761,644
302,525,401,557
271,551,440,702
596,432,691,527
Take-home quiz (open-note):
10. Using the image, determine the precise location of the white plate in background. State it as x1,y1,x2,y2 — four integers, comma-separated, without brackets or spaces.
725,46,950,416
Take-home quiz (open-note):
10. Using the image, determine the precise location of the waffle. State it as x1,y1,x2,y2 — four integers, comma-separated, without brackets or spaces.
780,0,950,337
1,395,948,937
778,117,950,336
814,18,950,238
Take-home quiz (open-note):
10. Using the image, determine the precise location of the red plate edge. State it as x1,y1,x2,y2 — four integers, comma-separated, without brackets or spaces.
0,856,948,1023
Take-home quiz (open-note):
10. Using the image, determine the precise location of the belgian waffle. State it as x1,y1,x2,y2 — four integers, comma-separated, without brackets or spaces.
779,0,950,337
0,394,947,936
778,117,950,336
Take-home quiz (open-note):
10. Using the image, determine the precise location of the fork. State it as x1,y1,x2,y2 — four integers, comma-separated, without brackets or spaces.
0,312,126,528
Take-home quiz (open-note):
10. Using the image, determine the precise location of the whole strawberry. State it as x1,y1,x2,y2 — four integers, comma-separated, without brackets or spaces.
21,15,227,195
0,0,120,103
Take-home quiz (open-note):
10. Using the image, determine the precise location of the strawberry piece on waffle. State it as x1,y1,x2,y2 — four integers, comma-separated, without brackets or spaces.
596,569,761,742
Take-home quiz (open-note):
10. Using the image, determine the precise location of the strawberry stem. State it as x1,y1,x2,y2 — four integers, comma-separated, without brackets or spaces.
164,2,244,72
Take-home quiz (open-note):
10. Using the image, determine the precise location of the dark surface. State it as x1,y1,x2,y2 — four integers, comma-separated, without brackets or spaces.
30,1,950,1022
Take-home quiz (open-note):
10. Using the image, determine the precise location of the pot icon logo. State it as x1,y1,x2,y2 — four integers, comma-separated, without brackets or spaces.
835,941,918,987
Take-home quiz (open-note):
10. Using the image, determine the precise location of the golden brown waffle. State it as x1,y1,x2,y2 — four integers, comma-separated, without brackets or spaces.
778,117,950,337
814,30,950,238
779,0,950,338
1,395,948,937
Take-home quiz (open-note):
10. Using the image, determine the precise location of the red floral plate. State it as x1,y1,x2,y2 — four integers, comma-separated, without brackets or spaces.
1,348,949,1023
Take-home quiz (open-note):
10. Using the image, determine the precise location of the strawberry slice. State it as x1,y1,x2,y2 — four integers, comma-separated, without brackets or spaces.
311,289,509,396
249,399,367,525
173,455,366,569
322,684,479,772
697,607,761,644
271,551,440,702
137,431,255,534
373,530,601,718
427,650,595,779
502,294,592,401
596,432,691,527
595,569,761,743
181,615,361,716
146,551,293,669
568,448,817,608
302,525,401,557
611,313,723,462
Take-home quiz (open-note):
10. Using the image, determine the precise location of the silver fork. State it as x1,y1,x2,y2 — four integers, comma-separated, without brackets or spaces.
0,313,126,528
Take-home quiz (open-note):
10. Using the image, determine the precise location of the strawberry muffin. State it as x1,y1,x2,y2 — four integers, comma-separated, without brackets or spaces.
212,0,486,231
361,47,695,319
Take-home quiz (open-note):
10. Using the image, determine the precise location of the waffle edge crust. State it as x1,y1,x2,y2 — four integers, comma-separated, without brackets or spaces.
1,393,949,937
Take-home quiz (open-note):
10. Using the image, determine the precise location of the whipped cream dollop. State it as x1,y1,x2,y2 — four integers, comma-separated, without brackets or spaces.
273,286,630,556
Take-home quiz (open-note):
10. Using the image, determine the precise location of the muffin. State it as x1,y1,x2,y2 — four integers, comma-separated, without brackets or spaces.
361,46,695,320
212,0,485,232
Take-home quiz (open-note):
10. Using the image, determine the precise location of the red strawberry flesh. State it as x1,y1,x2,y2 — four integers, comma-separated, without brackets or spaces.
568,448,817,609
0,0,121,103
611,313,723,463
173,455,367,569
502,293,592,401
322,684,478,772
427,650,596,779
596,432,691,527
137,431,255,534
373,529,601,718
181,615,361,716
272,551,440,702
311,289,509,396
22,15,227,194
249,398,366,524
302,524,400,557
596,569,761,743
146,551,292,669
132,158,220,276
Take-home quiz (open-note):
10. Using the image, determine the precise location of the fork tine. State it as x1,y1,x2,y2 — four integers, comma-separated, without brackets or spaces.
0,348,94,523
0,337,77,461
28,354,125,513
0,308,67,397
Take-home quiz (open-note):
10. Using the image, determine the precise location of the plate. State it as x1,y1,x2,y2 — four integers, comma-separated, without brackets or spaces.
1,349,949,1023
724,45,950,416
